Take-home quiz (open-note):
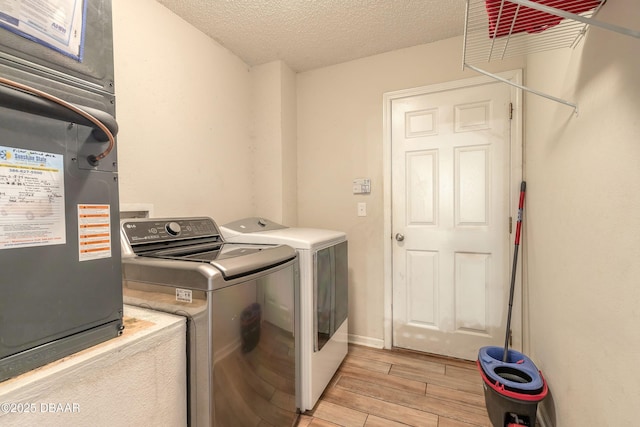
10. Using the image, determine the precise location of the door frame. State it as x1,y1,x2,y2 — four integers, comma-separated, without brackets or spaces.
382,70,524,351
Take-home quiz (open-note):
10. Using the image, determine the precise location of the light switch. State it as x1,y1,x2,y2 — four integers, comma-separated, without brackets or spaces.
357,202,367,217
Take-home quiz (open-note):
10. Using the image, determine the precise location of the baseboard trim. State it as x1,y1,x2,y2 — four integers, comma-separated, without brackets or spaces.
348,334,384,349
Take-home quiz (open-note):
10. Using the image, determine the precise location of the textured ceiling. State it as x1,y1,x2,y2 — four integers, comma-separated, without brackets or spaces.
155,0,466,72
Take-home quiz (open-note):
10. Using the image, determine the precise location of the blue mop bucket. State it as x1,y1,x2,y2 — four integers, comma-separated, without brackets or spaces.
477,346,548,427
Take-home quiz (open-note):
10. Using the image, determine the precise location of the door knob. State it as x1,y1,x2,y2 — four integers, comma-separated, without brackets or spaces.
395,233,405,242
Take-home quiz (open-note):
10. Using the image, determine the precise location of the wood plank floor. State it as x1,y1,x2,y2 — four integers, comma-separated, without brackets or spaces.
297,344,492,427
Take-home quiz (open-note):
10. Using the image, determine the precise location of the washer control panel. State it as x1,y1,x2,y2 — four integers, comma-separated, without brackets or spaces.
122,217,221,245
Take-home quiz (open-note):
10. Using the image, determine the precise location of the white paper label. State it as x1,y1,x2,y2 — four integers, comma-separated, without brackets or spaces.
176,288,192,303
0,146,66,249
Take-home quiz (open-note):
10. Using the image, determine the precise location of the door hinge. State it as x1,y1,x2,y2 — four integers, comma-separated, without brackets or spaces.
509,102,513,120
509,216,513,234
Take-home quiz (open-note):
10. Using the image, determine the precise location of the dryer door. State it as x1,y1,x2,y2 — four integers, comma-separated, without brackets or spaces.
314,241,348,351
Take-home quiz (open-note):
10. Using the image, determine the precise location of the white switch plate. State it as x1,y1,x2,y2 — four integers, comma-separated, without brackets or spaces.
357,202,367,217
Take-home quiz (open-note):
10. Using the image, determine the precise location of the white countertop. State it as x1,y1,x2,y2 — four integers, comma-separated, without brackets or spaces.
0,305,187,427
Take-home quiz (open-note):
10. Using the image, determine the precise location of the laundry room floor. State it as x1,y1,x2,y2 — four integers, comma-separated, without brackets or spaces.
298,344,492,427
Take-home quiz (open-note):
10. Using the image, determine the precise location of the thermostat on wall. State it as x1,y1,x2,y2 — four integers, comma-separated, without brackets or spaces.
353,178,371,194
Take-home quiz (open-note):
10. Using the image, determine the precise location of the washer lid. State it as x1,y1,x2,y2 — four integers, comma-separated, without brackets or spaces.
209,244,295,279
135,242,295,279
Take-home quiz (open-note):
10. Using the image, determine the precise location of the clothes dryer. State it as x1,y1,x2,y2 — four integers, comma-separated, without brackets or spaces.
220,217,348,412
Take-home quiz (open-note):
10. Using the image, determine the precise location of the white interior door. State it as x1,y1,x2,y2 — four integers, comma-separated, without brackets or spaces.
390,76,520,360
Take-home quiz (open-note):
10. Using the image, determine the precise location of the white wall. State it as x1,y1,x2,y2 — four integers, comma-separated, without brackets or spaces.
112,0,254,224
296,37,524,345
524,1,640,425
113,0,296,225
251,61,298,225
281,63,298,226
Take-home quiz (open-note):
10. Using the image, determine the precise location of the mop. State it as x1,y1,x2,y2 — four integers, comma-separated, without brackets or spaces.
503,181,526,361
476,181,547,427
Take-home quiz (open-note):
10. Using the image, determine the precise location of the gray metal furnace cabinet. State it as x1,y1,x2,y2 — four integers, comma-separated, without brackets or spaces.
0,0,123,381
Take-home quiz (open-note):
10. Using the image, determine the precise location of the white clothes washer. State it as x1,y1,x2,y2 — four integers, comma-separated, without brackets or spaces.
220,218,348,412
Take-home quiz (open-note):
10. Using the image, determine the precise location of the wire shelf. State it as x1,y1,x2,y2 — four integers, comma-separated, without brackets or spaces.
463,0,605,64
462,0,638,112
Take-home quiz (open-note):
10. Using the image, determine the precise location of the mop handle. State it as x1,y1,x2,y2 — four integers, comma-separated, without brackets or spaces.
503,181,526,362
514,181,526,245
